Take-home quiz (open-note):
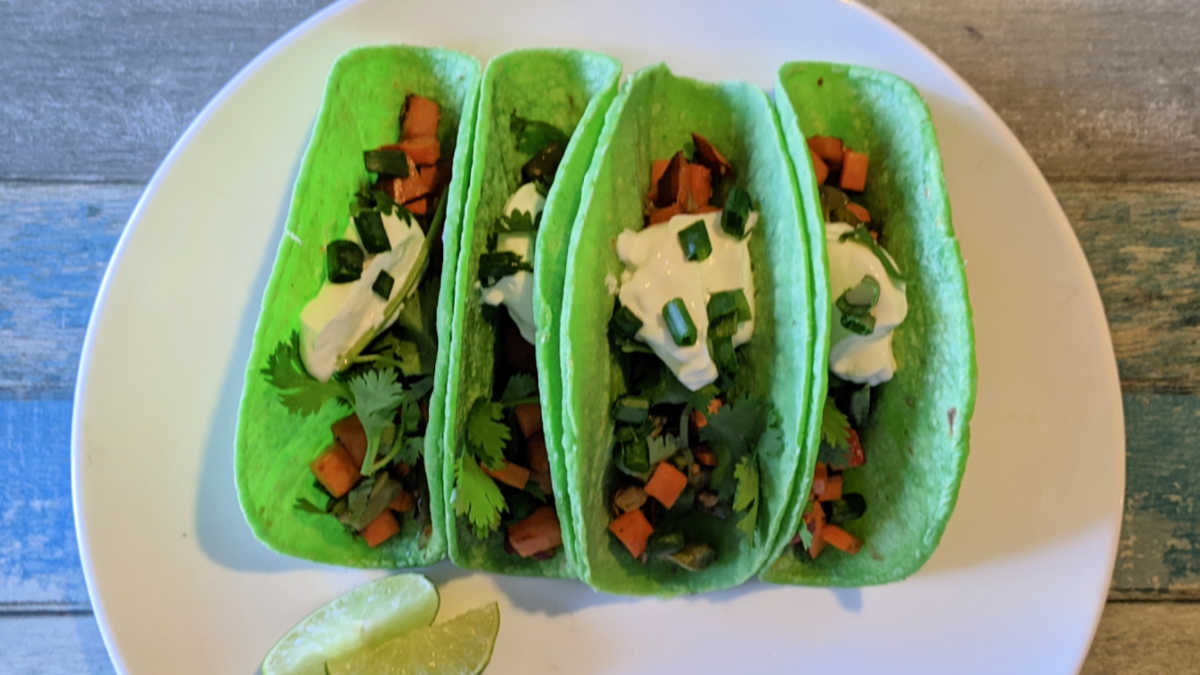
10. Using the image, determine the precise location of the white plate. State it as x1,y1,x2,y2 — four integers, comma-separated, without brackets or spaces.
72,1,1124,673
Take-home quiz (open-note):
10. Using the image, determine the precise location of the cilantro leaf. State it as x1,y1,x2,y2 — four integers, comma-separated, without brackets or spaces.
347,369,409,474
455,455,507,536
796,502,815,551
466,399,510,469
700,397,766,501
647,433,679,467
500,373,538,405
510,114,568,156
261,332,349,416
733,456,760,539
821,395,850,450
498,208,539,232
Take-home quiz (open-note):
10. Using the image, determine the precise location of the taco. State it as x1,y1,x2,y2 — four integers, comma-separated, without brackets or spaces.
440,49,621,577
762,62,976,585
559,63,818,596
234,46,480,567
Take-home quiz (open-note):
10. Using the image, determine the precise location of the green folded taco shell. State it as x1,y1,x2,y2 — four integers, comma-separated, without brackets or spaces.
234,46,481,567
762,62,977,586
560,64,817,595
441,49,620,578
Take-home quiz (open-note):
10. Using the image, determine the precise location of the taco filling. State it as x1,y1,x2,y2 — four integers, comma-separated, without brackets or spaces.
453,115,571,561
262,94,451,551
604,134,766,571
792,135,909,560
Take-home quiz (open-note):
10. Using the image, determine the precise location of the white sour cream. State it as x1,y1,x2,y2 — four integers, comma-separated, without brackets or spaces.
300,210,426,381
616,210,757,391
481,182,545,343
825,222,908,385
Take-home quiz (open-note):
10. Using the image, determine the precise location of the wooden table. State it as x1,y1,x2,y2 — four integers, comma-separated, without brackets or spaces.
2,1,1195,672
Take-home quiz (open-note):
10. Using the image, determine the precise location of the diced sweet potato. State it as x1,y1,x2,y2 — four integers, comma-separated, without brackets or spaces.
403,94,440,139
848,429,866,468
389,491,414,513
845,202,870,223
811,462,828,500
680,163,712,212
839,149,869,192
644,462,688,509
609,509,654,558
810,148,829,186
331,414,367,468
361,511,401,548
694,446,717,467
482,461,531,490
648,158,670,202
807,135,844,165
654,152,686,208
527,434,550,473
395,136,440,165
405,197,427,215
514,403,543,439
310,443,360,498
531,470,554,496
692,132,732,179
648,203,682,225
817,473,843,502
508,505,562,558
821,524,863,554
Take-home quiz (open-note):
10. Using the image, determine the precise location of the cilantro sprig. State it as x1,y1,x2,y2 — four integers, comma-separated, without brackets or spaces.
261,332,350,416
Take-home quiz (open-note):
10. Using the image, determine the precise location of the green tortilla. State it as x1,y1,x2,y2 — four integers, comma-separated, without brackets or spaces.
560,64,817,595
441,49,620,578
762,62,977,585
234,46,480,567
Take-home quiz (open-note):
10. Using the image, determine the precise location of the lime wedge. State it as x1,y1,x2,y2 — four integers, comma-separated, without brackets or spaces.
326,602,501,675
262,574,439,675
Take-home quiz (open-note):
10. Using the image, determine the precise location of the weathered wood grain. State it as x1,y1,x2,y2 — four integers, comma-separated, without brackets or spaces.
1056,181,1200,394
0,612,114,675
0,184,130,400
1114,393,1200,600
868,0,1200,182
1082,601,1200,674
0,0,329,182
2,1,1197,182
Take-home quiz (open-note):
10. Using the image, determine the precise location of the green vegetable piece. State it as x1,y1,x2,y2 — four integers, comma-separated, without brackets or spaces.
839,226,905,284
353,210,391,254
824,493,868,526
371,270,394,300
645,531,685,558
326,240,364,283
521,142,566,186
838,275,880,310
362,148,410,177
617,429,650,477
819,184,849,219
709,334,736,375
707,289,751,323
477,251,532,286
612,396,650,424
510,114,569,155
662,298,697,346
720,186,753,238
666,542,716,572
677,219,712,261
840,310,876,336
850,384,871,427
611,303,643,338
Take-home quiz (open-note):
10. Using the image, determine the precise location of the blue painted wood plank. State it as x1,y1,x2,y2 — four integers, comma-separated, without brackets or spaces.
0,613,114,675
0,400,88,608
0,183,131,399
